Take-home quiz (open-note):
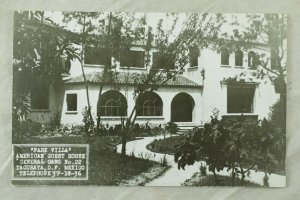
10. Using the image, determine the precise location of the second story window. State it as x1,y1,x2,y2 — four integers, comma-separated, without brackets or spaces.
221,47,230,66
248,51,258,69
84,46,111,66
271,49,279,69
152,52,176,70
189,46,199,67
235,50,243,66
120,50,145,68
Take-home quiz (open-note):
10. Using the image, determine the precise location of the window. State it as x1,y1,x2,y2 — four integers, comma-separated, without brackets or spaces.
248,51,258,69
30,84,49,110
61,57,71,74
66,94,77,111
137,92,163,116
99,91,127,116
235,50,243,66
189,46,199,67
227,86,255,113
120,50,145,68
84,46,111,65
152,52,175,70
221,47,230,65
271,49,279,69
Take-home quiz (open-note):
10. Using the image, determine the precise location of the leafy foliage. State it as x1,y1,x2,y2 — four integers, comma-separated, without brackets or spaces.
174,114,285,186
165,122,179,135
13,11,79,126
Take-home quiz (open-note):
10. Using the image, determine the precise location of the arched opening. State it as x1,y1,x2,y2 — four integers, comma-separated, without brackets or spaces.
235,49,243,66
137,92,163,116
171,93,195,122
98,90,127,116
248,51,258,69
221,47,230,65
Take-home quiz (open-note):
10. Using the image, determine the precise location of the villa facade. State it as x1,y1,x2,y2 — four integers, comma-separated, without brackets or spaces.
29,43,280,127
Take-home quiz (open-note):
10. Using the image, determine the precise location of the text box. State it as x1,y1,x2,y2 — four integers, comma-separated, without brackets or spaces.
12,144,89,180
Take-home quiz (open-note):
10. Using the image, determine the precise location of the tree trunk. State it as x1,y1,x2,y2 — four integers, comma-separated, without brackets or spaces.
240,168,245,186
96,84,104,132
80,14,94,136
231,166,235,186
121,135,127,156
213,169,218,186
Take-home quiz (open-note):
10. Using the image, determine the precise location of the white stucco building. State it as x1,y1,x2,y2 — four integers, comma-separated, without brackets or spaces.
29,42,280,129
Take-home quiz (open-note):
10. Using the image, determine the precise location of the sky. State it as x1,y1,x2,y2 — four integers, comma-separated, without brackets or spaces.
44,11,252,42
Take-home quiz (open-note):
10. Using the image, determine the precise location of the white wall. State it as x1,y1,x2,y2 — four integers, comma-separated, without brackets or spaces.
197,47,279,121
60,84,203,126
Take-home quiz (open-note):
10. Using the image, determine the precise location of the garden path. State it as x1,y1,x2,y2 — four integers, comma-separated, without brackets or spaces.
116,134,286,187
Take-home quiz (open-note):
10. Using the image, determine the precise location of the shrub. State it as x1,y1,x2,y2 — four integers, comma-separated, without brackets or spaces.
82,106,94,136
200,164,207,176
20,120,42,136
165,122,179,135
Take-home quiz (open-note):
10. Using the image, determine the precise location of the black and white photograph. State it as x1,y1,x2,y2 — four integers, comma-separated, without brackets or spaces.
12,11,286,187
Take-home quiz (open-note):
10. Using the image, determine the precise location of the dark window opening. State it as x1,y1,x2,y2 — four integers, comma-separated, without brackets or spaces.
137,92,163,116
227,86,255,113
120,50,145,68
61,58,71,74
152,52,176,70
189,46,199,67
84,46,111,66
235,50,243,66
31,84,49,110
99,91,127,116
66,94,77,111
271,49,279,70
248,51,258,69
221,47,230,65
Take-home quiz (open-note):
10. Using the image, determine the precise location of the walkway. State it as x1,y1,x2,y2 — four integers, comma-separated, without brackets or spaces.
116,134,286,187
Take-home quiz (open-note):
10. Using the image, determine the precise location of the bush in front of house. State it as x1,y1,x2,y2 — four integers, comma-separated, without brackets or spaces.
165,122,179,135
18,119,43,136
174,114,284,186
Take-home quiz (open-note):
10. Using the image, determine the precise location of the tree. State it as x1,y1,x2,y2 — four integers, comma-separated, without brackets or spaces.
63,12,148,135
117,13,224,156
13,11,78,124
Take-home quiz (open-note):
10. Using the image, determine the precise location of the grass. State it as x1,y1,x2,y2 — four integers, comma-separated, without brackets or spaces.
146,135,186,155
183,174,261,187
12,136,157,185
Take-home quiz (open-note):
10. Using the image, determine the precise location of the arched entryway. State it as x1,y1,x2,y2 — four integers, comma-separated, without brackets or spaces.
171,93,195,122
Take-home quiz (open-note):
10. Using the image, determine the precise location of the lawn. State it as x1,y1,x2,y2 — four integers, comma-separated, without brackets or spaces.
146,135,186,155
12,136,158,185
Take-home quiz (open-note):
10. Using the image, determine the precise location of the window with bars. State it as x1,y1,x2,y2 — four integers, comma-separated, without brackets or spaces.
98,91,127,116
137,92,163,116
